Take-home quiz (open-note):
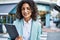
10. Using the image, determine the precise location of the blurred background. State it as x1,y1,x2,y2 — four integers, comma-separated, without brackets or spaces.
0,0,60,40
0,0,60,27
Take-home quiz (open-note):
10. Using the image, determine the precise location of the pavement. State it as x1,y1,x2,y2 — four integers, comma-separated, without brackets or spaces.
47,32,60,40
40,26,60,40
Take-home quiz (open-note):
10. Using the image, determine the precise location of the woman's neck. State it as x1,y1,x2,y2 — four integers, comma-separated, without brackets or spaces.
24,17,31,22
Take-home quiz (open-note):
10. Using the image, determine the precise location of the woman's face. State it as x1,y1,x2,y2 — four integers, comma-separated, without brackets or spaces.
21,3,32,19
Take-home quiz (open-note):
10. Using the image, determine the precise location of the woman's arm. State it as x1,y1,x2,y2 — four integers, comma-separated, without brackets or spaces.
38,23,42,40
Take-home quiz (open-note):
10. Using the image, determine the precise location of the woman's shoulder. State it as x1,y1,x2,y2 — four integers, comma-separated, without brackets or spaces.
13,19,22,25
33,20,41,25
33,20,41,29
14,19,19,22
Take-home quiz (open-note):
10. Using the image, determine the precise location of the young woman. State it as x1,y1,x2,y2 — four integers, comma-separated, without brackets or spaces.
13,0,42,40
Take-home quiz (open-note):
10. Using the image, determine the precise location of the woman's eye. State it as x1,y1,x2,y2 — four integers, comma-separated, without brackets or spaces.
22,8,25,10
22,7,31,11
27,7,31,10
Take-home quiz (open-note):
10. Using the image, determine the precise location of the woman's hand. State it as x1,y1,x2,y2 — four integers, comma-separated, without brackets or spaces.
15,36,23,40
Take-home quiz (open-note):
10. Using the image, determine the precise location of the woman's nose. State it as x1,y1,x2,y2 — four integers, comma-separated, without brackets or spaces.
24,9,27,13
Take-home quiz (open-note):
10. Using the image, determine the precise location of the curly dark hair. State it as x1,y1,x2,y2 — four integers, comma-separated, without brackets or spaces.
16,0,38,21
